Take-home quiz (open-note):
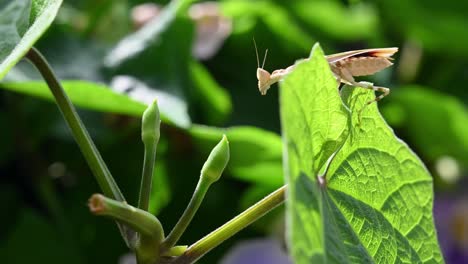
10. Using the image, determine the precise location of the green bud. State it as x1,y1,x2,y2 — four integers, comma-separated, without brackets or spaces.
201,135,230,184
142,100,161,144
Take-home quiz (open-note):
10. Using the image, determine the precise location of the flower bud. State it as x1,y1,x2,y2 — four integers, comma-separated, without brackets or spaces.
201,135,229,184
142,100,161,144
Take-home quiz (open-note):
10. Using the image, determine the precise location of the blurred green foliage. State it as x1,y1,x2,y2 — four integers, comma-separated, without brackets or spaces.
382,86,468,167
0,0,467,263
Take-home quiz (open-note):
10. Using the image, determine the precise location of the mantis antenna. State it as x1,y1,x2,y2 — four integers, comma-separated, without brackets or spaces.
253,38,260,68
253,38,268,69
262,49,268,69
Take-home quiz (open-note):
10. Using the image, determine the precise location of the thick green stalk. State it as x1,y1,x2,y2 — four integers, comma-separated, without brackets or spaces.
25,48,124,202
89,194,164,264
172,185,286,264
89,194,164,239
25,47,135,246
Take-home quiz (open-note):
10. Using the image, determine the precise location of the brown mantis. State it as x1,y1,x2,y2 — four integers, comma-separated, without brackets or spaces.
254,41,398,122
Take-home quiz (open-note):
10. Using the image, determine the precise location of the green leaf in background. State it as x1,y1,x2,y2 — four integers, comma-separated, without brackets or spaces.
382,86,468,166
109,76,191,128
291,0,378,41
103,0,194,76
190,61,232,125
0,0,63,80
104,0,231,126
189,124,283,187
221,0,313,52
378,0,468,57
280,44,443,263
103,0,195,111
0,80,191,128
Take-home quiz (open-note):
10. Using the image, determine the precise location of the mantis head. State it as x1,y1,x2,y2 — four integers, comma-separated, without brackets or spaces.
256,68,271,95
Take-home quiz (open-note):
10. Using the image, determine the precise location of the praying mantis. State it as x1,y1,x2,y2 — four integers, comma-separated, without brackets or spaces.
254,41,398,122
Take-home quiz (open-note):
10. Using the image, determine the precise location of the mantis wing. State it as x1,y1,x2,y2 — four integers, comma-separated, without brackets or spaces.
326,48,398,63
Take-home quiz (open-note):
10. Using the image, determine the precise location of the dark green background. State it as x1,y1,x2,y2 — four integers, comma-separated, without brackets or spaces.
0,0,467,263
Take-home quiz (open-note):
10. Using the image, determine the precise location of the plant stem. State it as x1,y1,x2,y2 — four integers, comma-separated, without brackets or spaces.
161,178,212,252
139,143,157,211
25,48,124,201
26,48,125,201
89,194,164,240
89,194,164,263
25,47,135,246
172,185,286,264
138,101,160,211
162,135,229,255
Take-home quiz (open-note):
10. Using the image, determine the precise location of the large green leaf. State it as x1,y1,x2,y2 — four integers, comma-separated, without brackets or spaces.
280,44,443,263
0,0,63,80
0,80,190,127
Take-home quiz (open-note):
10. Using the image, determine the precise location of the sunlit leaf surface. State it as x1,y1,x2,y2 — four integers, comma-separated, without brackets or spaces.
280,44,443,263
0,0,63,80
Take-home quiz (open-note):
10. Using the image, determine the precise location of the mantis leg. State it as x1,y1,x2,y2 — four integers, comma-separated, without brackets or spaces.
338,68,390,124
335,77,343,91
330,71,344,95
